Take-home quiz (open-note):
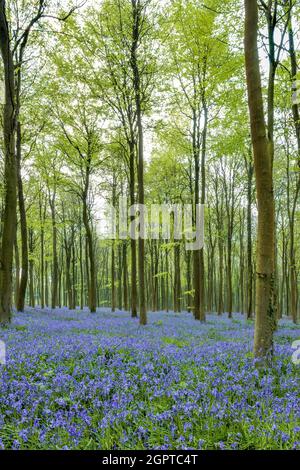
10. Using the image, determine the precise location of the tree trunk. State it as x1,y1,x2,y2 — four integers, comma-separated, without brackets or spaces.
118,242,122,310
227,235,233,318
165,249,169,312
129,144,138,318
123,241,128,311
173,242,181,313
186,250,192,312
39,196,45,309
131,0,146,325
244,0,276,363
245,151,254,319
193,107,200,321
0,0,17,324
111,240,116,312
49,195,58,309
85,234,90,307
199,98,207,322
288,3,300,323
28,229,35,307
217,236,224,315
14,237,20,305
111,181,116,312
16,122,28,312
83,201,96,312
79,228,84,310
45,260,49,307
239,210,245,314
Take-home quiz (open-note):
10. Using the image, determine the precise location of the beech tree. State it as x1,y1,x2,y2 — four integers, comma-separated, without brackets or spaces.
0,0,17,323
244,0,276,363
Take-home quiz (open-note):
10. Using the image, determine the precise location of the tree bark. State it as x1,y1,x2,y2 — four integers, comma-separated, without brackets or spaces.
118,242,123,310
16,123,28,312
83,200,96,312
173,242,181,313
14,236,20,305
111,240,116,312
192,105,201,321
79,227,84,310
287,2,300,323
245,150,254,319
199,97,207,322
131,0,146,325
28,228,35,307
244,0,276,363
0,0,17,324
49,192,58,309
45,260,49,307
129,143,138,318
39,196,45,309
123,241,128,311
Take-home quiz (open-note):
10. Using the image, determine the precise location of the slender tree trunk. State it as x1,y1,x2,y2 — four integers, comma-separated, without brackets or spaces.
118,243,122,310
199,98,207,322
79,228,84,310
129,144,138,318
45,260,49,307
165,249,169,312
64,229,73,310
193,107,200,321
239,210,245,314
28,229,35,307
66,252,72,310
72,241,76,309
15,237,20,305
160,249,165,311
186,250,192,312
246,152,254,319
217,236,224,315
39,197,45,309
131,0,146,325
227,235,233,318
175,242,181,312
288,4,300,323
85,234,90,307
215,181,224,316
279,227,287,319
58,254,62,309
111,240,116,312
83,200,96,312
123,242,128,311
173,242,181,313
152,241,159,312
16,123,28,312
49,195,58,309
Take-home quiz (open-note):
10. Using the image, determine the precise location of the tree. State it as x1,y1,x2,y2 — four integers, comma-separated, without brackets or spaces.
0,0,17,324
130,0,147,325
287,0,300,323
244,0,276,363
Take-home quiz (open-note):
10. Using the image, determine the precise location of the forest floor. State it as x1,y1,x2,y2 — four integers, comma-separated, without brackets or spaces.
0,308,299,450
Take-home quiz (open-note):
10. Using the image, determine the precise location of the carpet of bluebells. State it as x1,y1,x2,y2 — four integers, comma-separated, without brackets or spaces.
0,308,299,450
